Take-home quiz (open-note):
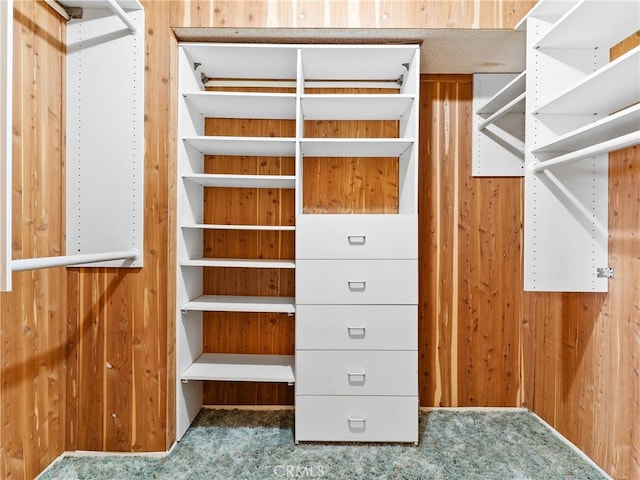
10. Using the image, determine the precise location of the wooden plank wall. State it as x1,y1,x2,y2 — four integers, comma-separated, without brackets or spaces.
523,32,640,480
0,2,66,479
8,2,638,480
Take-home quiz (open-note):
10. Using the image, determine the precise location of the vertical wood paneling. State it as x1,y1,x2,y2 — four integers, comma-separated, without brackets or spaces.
0,2,66,479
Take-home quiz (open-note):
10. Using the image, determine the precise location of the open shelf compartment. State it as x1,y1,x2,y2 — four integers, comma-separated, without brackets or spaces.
181,353,295,383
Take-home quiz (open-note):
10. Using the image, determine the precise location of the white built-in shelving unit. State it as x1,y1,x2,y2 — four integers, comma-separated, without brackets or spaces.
177,42,420,443
517,0,640,291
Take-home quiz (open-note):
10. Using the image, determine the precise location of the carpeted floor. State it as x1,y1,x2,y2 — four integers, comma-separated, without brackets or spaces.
40,409,608,479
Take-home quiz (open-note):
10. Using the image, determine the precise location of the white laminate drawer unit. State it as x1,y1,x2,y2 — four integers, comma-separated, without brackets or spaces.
296,259,418,305
296,214,418,259
295,305,417,350
296,350,418,395
295,395,419,443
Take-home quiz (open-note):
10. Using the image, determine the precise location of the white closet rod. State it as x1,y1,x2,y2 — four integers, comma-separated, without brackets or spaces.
478,92,526,131
12,249,139,272
106,0,138,34
531,131,640,173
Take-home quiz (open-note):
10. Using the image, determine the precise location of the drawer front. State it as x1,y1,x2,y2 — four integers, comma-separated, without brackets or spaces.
295,396,418,443
296,259,417,305
296,350,417,396
296,214,417,260
296,305,417,350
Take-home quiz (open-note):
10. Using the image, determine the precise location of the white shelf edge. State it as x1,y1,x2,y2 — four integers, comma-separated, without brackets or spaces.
181,294,296,313
478,92,526,130
300,138,414,157
181,258,295,269
476,71,526,115
183,173,296,189
182,91,297,120
533,45,640,115
181,353,295,383
514,0,575,31
183,136,297,156
181,223,295,231
533,103,640,153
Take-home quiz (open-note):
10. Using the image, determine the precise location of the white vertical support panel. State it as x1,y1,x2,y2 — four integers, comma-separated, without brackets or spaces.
0,0,11,291
176,46,205,440
472,74,525,177
66,3,144,267
295,48,303,216
398,47,419,215
523,16,609,292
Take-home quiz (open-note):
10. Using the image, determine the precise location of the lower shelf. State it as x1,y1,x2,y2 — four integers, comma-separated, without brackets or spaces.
181,353,295,383
182,295,296,313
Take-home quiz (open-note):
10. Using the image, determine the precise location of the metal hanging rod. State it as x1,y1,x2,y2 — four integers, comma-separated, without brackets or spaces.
531,131,640,173
12,249,139,272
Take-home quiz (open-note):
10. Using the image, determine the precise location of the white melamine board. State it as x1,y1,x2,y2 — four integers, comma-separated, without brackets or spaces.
181,258,295,269
473,74,525,177
476,71,526,114
183,92,296,119
180,43,298,80
534,0,640,49
182,223,295,231
300,95,414,120
514,0,575,30
182,295,296,313
300,45,417,81
183,173,295,189
300,139,413,157
66,8,144,267
0,0,11,291
184,136,296,156
535,46,640,115
181,353,295,383
533,104,640,154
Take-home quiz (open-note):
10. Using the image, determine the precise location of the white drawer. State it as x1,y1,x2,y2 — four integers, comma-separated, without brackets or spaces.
296,259,417,305
295,395,418,443
296,350,417,396
296,305,417,350
296,214,417,259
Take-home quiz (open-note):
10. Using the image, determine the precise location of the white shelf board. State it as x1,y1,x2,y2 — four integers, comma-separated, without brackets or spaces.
183,92,296,119
476,71,526,115
534,0,640,49
300,45,417,81
300,138,413,157
534,45,640,115
182,223,295,231
181,353,295,383
181,258,295,269
183,173,295,189
533,103,640,153
184,136,296,156
180,43,298,80
514,0,575,30
182,295,296,313
300,94,414,120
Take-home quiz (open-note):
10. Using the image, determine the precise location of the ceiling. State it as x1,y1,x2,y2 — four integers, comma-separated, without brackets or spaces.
171,27,526,74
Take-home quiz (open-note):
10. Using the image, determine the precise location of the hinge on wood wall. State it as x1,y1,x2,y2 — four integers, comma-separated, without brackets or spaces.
596,267,614,279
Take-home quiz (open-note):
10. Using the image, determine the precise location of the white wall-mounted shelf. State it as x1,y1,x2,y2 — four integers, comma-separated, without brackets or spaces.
476,71,526,115
514,0,573,31
181,353,295,383
182,223,295,231
301,95,414,120
300,139,413,157
533,0,640,49
183,173,295,189
184,136,296,156
534,45,640,115
183,92,297,119
182,295,296,313
181,258,295,269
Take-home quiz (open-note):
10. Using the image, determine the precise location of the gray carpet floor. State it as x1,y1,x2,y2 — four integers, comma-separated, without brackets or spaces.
40,409,608,480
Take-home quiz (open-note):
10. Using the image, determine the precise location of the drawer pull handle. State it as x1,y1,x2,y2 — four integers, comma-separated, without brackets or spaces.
347,235,366,245
347,416,366,427
347,280,366,291
347,325,366,337
347,370,366,383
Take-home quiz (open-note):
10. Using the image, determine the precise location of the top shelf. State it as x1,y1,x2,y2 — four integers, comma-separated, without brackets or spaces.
533,0,640,49
514,0,574,31
476,71,526,115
